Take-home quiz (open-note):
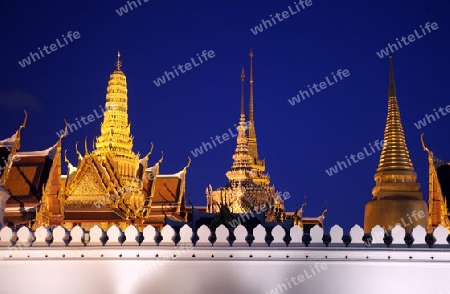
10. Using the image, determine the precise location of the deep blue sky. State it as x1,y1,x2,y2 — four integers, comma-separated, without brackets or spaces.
1,0,449,232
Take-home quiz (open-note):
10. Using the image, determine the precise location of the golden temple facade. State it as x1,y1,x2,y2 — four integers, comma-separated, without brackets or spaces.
1,53,189,231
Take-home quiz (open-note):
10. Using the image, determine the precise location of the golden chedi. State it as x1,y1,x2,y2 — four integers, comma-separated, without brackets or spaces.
364,56,428,233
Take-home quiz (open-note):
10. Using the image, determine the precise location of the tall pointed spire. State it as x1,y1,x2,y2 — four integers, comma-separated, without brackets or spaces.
364,56,427,234
376,56,414,172
96,52,133,156
226,69,252,180
247,50,259,160
388,55,396,99
116,51,122,70
246,50,269,188
206,68,280,215
95,53,138,180
240,67,245,122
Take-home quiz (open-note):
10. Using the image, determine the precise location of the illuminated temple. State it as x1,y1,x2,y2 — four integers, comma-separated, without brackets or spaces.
205,51,325,229
0,51,323,232
1,53,450,294
0,53,189,231
205,58,285,220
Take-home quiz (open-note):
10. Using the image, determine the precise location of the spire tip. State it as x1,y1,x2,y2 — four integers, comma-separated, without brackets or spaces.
388,54,396,98
116,51,122,70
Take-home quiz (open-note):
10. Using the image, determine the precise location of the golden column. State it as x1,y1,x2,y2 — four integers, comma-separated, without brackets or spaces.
364,56,428,233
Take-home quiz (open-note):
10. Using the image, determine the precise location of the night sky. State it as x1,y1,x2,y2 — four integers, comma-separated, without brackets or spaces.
1,0,449,232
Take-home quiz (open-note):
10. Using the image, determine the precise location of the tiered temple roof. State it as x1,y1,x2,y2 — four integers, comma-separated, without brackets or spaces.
1,53,189,231
0,113,61,228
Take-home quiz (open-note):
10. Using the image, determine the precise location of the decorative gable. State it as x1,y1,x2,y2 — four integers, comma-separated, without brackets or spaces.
66,160,107,199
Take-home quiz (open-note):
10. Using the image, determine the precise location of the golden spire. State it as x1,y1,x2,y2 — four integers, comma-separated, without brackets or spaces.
91,53,141,192
95,52,134,160
226,70,252,180
376,55,414,172
388,56,396,99
246,50,269,188
116,51,122,70
364,55,427,234
240,67,245,122
247,50,259,160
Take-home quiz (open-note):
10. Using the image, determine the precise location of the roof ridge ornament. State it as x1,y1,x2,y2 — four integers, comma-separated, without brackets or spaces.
144,142,154,159
158,151,164,164
75,142,82,160
60,119,69,140
1,110,27,185
183,156,191,173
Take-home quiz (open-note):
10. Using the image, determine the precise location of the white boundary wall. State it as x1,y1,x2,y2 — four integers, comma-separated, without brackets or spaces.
0,223,449,294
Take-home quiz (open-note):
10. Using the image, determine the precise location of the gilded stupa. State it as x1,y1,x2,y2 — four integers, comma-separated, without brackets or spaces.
364,56,428,233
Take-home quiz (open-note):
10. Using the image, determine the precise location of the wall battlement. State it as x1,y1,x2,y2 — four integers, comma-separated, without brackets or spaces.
1,223,449,249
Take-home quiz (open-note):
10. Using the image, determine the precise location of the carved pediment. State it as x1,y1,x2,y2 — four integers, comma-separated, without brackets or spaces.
67,161,107,197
